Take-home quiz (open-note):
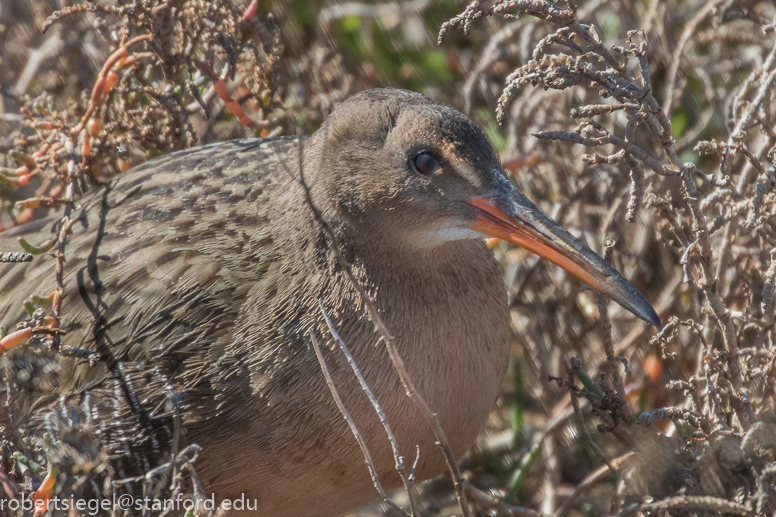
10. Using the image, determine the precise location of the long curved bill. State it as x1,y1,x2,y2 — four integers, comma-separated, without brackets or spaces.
468,173,660,327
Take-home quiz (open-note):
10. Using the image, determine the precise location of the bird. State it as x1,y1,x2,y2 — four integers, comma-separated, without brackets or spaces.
0,88,659,517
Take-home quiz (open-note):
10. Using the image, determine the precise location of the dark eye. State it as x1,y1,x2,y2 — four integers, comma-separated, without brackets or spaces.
412,152,442,176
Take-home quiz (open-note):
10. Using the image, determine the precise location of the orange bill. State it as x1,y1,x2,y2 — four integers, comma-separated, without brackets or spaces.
467,190,660,327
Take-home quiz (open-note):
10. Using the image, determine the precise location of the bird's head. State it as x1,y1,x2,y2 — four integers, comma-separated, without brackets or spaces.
308,88,659,327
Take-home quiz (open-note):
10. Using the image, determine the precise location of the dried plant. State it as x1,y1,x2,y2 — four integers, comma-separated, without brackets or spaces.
2,0,776,516
437,0,776,515
0,0,286,512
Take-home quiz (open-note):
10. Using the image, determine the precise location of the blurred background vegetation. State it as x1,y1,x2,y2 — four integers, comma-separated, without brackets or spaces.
2,0,776,516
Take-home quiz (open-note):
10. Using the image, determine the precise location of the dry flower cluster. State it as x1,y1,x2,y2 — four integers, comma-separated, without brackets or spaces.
0,0,349,513
434,0,776,516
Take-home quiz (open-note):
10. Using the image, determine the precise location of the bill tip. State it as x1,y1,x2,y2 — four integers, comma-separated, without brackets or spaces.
644,307,661,328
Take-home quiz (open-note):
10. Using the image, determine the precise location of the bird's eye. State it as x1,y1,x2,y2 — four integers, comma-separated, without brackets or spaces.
412,152,442,177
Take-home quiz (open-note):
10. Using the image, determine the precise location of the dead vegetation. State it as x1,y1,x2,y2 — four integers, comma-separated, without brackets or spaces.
1,0,776,516
437,1,776,516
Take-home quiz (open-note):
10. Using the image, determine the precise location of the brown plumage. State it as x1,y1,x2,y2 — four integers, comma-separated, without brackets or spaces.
0,89,657,516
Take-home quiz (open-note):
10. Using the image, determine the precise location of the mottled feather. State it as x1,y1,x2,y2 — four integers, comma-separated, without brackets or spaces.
0,90,510,517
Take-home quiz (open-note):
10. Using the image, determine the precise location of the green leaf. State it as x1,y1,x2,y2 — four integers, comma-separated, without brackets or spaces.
505,441,541,502
511,359,525,450
18,236,56,255
476,108,507,152
671,108,689,139
421,51,453,82
13,452,46,477
340,15,361,33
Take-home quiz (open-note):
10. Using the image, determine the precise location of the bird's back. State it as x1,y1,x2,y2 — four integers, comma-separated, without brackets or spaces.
0,133,510,517
0,137,303,472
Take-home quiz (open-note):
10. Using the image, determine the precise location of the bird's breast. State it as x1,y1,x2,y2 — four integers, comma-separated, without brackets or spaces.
369,241,511,451
196,240,511,517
